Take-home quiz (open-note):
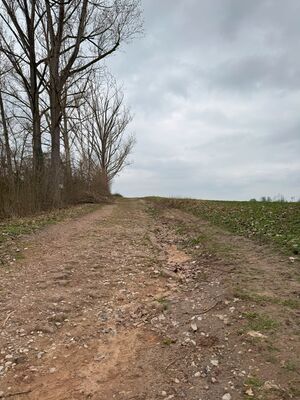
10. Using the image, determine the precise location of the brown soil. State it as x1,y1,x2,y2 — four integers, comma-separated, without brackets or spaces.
0,199,299,400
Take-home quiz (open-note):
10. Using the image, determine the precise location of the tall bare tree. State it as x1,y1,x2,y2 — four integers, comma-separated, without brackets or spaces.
81,76,134,193
0,0,46,180
0,0,142,216
38,0,142,203
0,75,13,178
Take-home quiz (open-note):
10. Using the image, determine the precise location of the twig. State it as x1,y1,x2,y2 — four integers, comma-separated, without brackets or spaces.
2,311,14,327
198,300,221,315
165,354,186,371
4,389,32,398
165,358,177,371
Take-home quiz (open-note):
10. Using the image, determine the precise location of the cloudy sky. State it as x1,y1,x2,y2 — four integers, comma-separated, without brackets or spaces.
109,0,300,200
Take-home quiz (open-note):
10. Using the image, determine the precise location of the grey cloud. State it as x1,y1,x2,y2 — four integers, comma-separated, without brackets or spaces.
108,0,300,200
207,54,300,93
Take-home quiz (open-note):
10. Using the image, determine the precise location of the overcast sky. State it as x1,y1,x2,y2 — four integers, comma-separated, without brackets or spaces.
109,0,300,201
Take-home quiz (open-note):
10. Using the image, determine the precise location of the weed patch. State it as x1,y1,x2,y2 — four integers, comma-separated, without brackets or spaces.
243,312,279,332
151,198,300,256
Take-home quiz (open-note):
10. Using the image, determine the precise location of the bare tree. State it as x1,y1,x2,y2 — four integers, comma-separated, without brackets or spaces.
0,75,13,178
0,0,46,180
0,0,142,215
38,0,142,203
82,76,135,193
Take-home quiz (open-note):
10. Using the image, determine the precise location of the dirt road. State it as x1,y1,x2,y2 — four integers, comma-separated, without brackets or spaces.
0,199,299,399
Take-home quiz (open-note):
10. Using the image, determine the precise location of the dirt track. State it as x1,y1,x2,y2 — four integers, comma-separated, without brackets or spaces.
0,199,299,399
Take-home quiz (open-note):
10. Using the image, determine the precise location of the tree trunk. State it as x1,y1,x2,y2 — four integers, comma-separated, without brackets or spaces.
0,88,13,179
62,109,72,198
50,103,62,206
24,8,44,208
31,104,44,206
101,169,111,196
49,58,63,206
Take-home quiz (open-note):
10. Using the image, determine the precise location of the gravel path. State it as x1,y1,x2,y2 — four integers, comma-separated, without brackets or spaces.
0,199,299,399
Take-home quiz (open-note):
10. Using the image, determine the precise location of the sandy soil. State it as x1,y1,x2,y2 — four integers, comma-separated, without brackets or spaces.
0,199,299,399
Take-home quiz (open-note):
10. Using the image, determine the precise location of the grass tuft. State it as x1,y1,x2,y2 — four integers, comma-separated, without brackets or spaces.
242,312,279,332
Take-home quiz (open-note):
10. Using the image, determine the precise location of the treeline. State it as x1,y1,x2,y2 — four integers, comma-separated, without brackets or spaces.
250,196,300,203
0,0,142,218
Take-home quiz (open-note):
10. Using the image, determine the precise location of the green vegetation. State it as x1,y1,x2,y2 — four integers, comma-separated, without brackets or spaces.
156,297,170,311
283,360,298,372
162,337,176,346
233,289,300,309
0,204,100,245
151,198,300,255
244,376,263,388
242,311,279,332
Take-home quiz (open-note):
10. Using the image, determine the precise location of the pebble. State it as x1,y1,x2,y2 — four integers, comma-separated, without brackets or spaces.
191,322,198,332
247,331,267,339
49,367,56,373
210,359,219,366
263,381,280,390
222,394,231,400
194,371,201,377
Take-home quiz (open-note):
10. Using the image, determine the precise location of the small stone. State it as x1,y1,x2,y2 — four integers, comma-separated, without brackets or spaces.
158,314,166,321
263,381,280,391
222,394,231,400
194,371,201,377
247,331,267,339
49,367,56,374
211,377,217,383
210,359,219,367
245,388,254,397
161,391,167,396
35,325,55,334
191,322,198,332
174,378,180,383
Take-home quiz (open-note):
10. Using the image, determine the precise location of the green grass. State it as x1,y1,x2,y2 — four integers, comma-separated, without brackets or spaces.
150,198,300,256
233,289,300,309
244,376,263,388
283,360,298,372
162,337,176,346
0,204,100,245
156,297,170,311
243,311,279,332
